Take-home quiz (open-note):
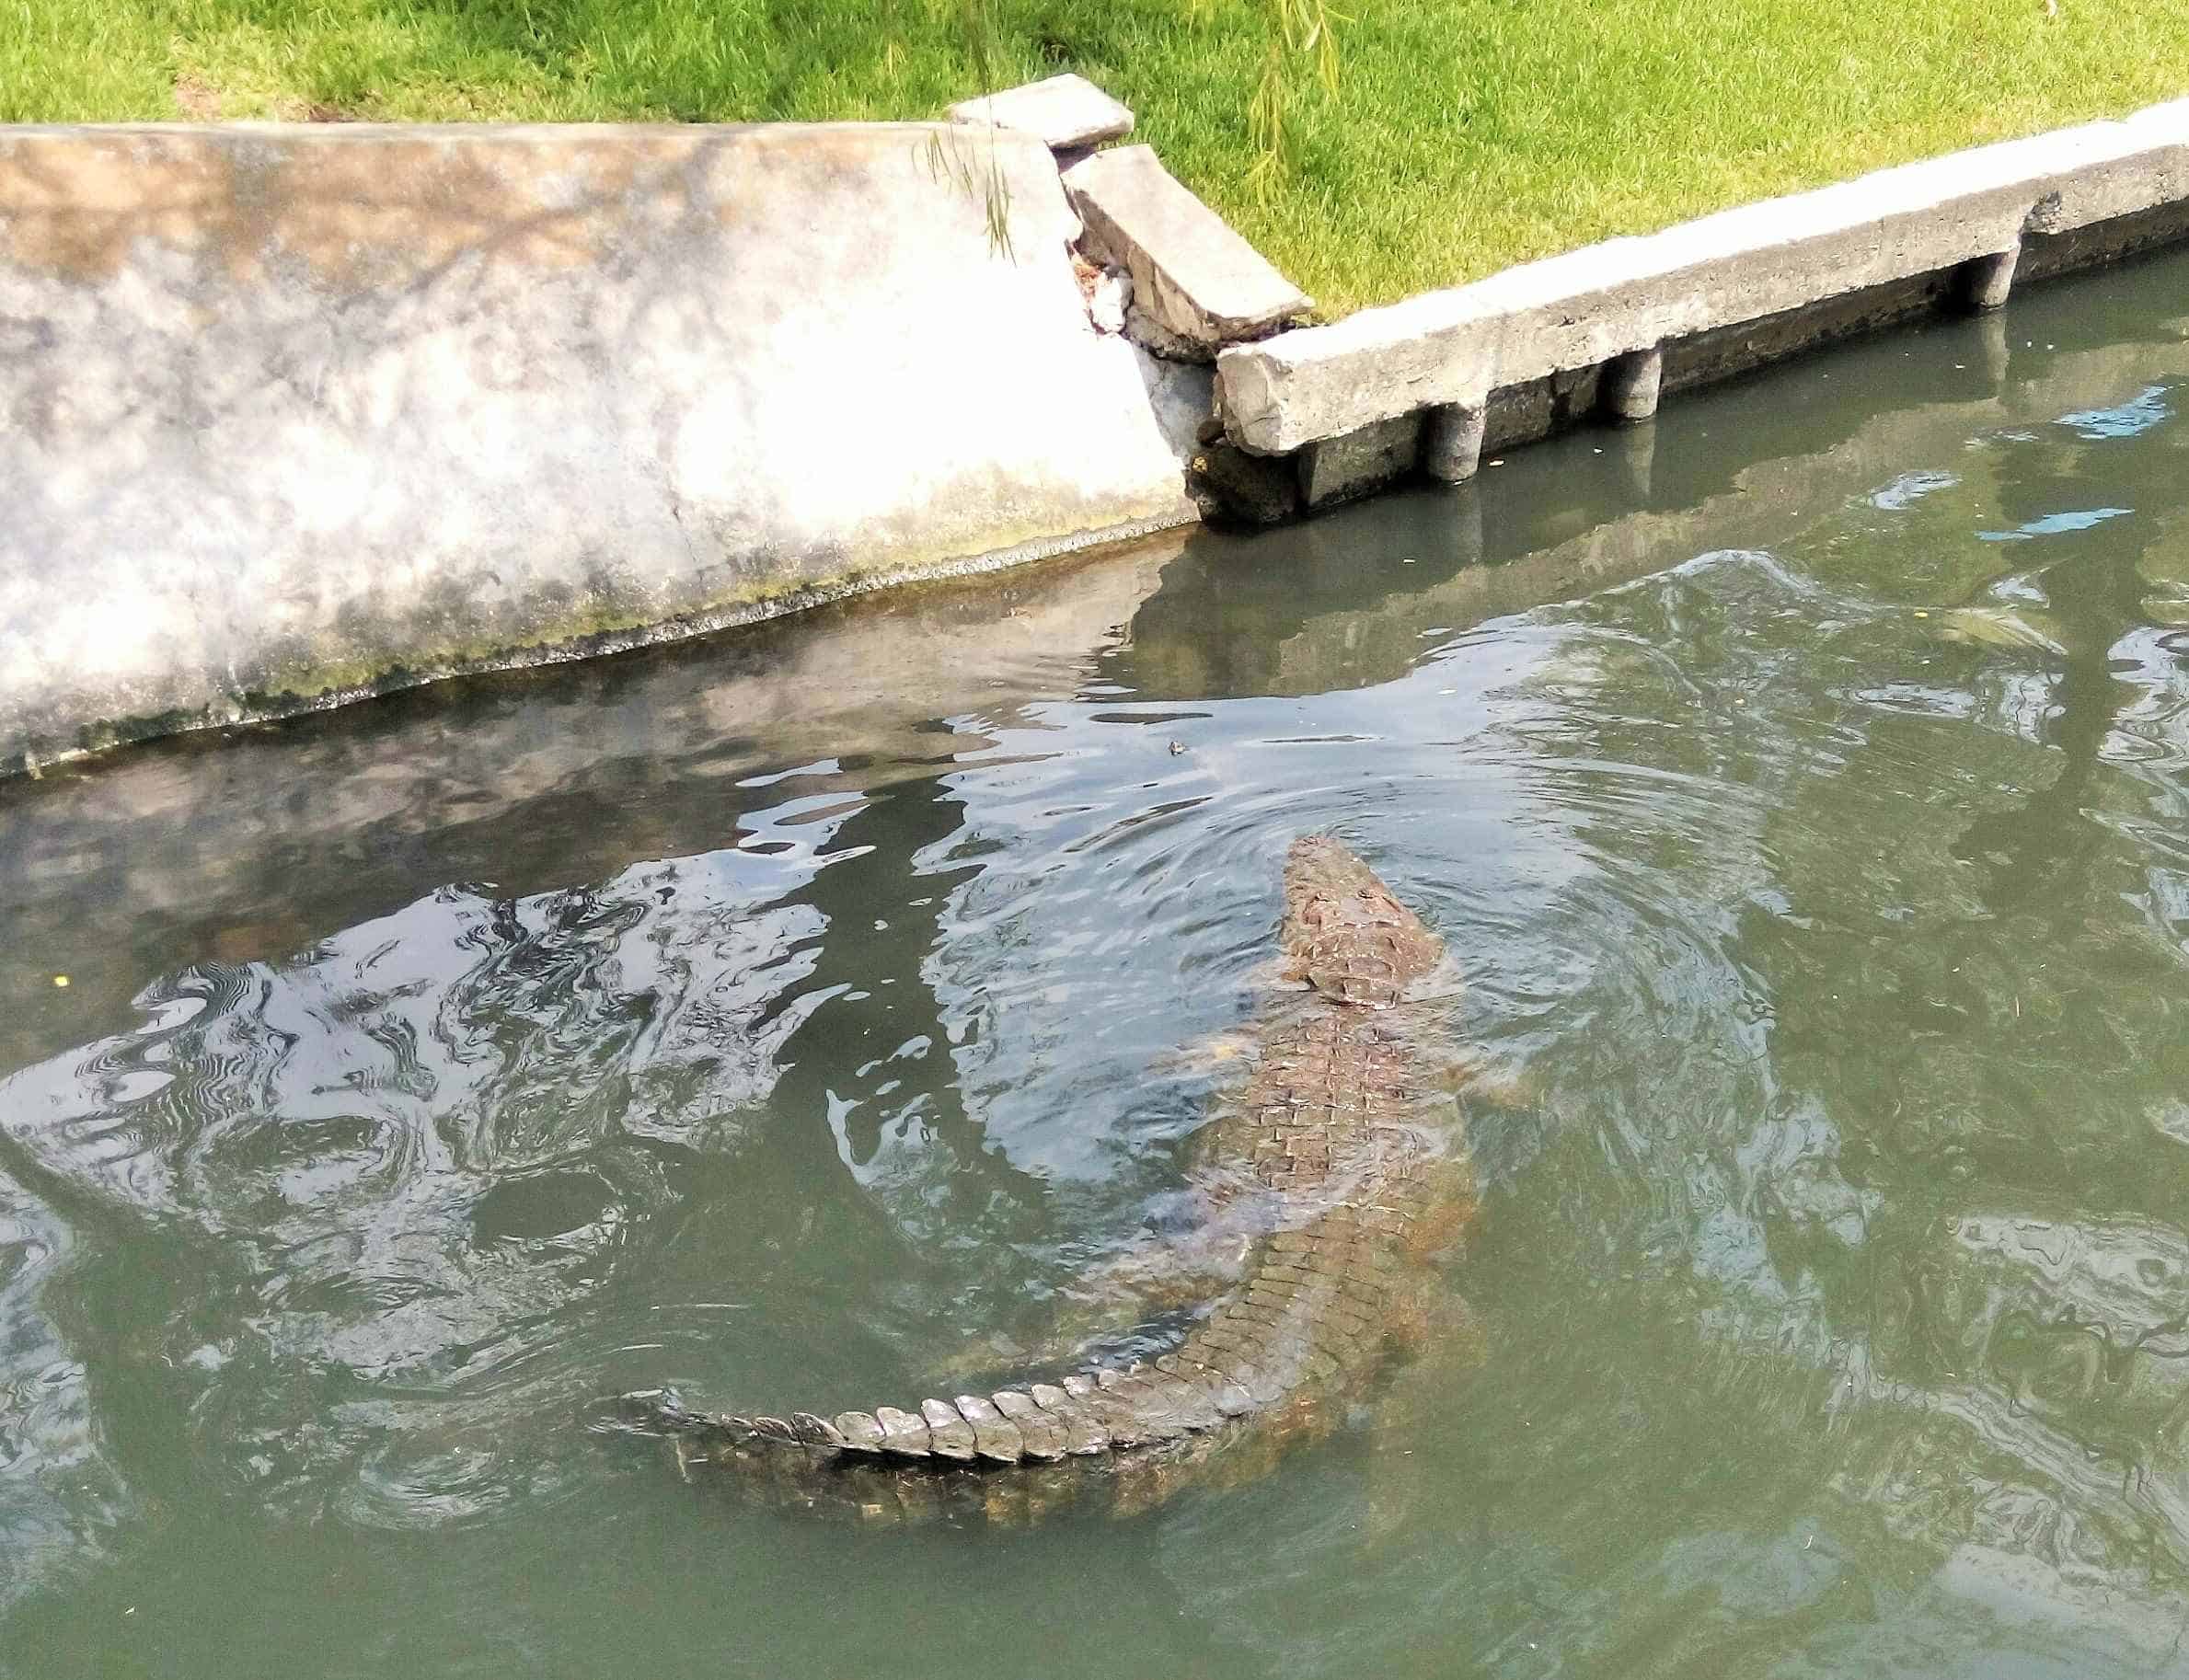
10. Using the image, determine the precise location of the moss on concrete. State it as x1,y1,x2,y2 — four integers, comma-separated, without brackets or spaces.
6,510,1185,780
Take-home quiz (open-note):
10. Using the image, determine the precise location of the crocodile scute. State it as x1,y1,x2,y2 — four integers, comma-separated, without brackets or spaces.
616,834,1474,1520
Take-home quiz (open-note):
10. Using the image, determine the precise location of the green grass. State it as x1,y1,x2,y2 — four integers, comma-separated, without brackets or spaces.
5,0,2186,314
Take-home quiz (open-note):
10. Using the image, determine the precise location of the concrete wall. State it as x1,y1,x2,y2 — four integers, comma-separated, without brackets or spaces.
0,121,1207,772
1214,98,2189,508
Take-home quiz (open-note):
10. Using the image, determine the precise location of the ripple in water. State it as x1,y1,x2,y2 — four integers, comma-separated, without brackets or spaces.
0,830,842,1534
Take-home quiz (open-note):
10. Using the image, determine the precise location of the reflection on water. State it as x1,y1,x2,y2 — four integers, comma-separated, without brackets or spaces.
4,250,2189,1676
5,834,838,1529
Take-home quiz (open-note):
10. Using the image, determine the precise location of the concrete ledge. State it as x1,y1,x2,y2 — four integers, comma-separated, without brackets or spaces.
948,74,1133,153
1218,98,2189,457
0,121,1207,771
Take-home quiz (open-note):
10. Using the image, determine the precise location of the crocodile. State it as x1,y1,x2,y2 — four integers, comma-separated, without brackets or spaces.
617,834,1477,1521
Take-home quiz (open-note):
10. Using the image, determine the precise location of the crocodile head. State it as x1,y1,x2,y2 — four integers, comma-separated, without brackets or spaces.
1280,835,1446,1007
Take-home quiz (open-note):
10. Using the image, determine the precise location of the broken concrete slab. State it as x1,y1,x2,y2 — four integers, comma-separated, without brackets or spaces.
1216,97,2189,455
1065,144,1310,361
947,73,1133,153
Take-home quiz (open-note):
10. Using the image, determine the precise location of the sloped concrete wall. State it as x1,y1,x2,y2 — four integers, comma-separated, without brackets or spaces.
0,121,1207,771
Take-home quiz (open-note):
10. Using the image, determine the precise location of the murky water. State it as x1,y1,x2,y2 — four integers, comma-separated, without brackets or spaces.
6,251,2189,1677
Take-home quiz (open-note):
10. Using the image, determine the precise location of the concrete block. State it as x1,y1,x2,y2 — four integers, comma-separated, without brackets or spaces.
1065,145,1310,361
1297,413,1421,510
948,74,1133,153
1422,403,1486,483
1961,245,2020,310
1600,346,1663,422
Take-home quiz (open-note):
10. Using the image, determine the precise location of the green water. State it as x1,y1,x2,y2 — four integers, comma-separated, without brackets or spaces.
5,252,2189,1677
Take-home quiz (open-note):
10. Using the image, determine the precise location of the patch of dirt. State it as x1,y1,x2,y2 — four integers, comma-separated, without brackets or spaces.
173,76,221,121
169,75,365,123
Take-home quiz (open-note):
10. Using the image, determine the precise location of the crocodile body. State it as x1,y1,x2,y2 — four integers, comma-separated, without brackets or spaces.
621,835,1472,1521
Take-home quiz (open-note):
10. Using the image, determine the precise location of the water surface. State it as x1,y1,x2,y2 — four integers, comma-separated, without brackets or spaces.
5,252,2189,1677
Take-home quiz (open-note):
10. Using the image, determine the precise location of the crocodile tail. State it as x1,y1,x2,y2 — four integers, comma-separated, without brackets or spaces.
616,1352,1264,1470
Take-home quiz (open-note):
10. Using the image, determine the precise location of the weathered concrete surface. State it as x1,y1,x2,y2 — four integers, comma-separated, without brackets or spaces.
1600,346,1663,422
1065,145,1310,361
0,121,1208,773
948,74,1133,152
1297,414,1421,510
1422,402,1486,483
1962,246,2021,310
1218,97,2189,455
